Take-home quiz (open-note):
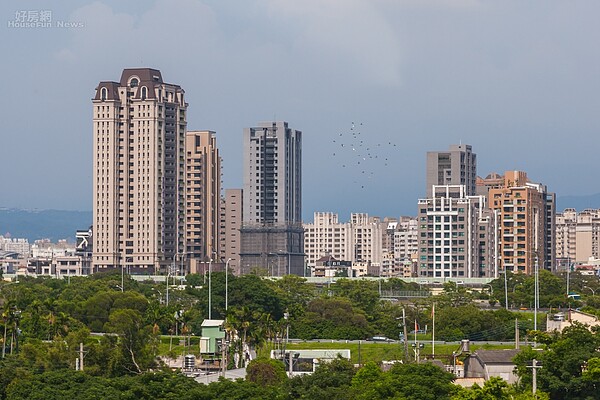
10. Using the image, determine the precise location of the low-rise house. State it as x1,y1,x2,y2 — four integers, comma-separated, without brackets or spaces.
464,349,520,384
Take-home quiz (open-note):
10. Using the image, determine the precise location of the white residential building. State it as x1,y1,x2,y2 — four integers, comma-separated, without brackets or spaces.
0,236,30,256
417,185,498,279
555,208,600,266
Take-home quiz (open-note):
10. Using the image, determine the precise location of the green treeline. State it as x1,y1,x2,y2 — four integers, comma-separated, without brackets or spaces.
0,270,599,398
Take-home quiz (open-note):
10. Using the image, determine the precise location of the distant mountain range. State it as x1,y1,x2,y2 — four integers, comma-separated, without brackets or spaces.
556,193,600,212
0,208,92,242
0,193,598,243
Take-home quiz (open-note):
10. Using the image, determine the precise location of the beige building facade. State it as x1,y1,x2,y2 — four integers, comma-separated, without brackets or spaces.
556,208,600,266
224,189,243,275
184,130,221,269
92,68,187,273
480,171,555,275
303,212,383,276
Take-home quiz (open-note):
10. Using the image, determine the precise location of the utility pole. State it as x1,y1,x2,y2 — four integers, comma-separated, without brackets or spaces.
222,339,226,378
534,254,539,348
402,308,409,361
515,318,519,350
80,342,84,371
527,359,542,395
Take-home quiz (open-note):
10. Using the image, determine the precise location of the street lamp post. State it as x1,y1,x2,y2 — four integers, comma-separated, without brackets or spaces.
584,286,596,296
121,264,124,293
208,256,213,320
166,265,174,307
225,258,232,311
534,254,539,346
503,269,509,310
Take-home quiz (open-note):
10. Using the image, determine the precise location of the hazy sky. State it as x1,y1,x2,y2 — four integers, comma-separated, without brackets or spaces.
1,0,598,221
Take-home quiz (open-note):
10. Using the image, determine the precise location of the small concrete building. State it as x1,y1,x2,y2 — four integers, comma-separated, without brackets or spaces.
200,319,225,354
464,349,520,384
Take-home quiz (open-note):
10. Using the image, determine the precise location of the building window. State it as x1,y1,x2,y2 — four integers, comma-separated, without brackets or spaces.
100,87,107,101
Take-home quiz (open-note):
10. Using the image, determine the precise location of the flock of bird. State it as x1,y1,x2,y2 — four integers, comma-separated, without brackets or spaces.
331,122,399,189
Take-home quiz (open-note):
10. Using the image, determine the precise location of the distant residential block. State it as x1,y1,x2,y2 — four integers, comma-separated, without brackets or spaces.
555,208,600,266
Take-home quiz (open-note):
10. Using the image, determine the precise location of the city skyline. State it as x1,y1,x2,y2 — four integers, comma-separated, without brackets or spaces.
1,1,600,220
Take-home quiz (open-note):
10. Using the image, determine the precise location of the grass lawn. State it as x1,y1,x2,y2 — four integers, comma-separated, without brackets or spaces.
156,335,200,357
259,341,518,365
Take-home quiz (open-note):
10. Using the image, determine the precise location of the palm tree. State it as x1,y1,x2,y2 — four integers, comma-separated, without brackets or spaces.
10,307,21,355
1,302,21,358
1,306,9,359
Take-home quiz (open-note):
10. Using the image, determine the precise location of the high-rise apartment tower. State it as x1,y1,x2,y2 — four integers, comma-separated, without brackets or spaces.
239,121,304,275
479,171,555,274
92,68,186,273
184,130,221,270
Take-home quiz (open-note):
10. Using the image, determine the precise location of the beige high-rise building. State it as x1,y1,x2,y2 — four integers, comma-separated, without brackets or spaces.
184,131,221,271
218,196,227,262
92,68,187,273
556,208,600,266
480,171,555,274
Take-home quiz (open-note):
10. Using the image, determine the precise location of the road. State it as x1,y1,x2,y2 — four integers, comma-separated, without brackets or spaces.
288,338,528,346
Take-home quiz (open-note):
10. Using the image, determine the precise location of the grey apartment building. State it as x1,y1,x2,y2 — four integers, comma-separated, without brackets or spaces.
426,144,477,197
239,121,304,275
92,68,186,274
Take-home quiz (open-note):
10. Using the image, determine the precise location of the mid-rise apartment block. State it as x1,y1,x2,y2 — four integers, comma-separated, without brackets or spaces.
304,212,383,277
0,236,30,256
224,189,243,275
556,208,600,266
92,68,187,273
393,217,419,277
304,212,352,267
351,213,383,274
417,185,497,278
426,144,477,197
239,121,304,275
479,171,555,274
